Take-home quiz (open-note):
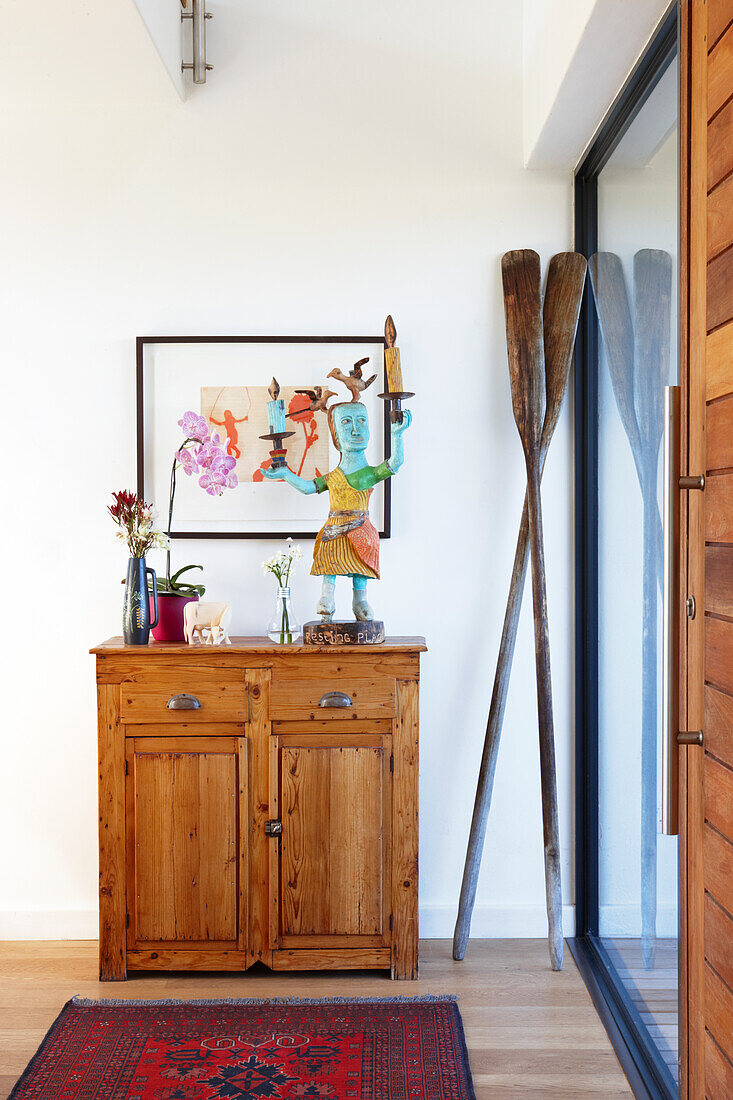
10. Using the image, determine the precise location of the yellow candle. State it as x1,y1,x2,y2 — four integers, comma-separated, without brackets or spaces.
384,314,404,392
385,346,403,392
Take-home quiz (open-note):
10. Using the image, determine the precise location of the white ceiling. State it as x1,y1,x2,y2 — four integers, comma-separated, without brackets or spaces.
523,0,673,171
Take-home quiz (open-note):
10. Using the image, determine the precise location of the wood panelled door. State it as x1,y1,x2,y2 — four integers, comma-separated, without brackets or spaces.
683,0,733,1094
270,733,392,949
125,735,248,960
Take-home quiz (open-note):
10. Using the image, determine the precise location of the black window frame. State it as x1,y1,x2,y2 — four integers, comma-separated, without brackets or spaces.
570,7,680,1100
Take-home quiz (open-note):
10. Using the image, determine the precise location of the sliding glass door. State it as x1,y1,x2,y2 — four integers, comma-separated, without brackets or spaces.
572,9,680,1100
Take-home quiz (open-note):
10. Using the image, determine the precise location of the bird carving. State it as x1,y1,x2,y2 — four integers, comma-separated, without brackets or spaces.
327,358,377,402
288,386,337,416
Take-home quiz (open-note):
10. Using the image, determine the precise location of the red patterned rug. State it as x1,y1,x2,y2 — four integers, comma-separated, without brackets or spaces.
9,995,475,1099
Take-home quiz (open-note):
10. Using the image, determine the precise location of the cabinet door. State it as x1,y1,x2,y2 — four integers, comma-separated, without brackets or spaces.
126,735,247,963
271,732,391,948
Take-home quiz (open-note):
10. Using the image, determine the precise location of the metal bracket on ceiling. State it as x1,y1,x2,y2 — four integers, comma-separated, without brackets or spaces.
182,0,213,85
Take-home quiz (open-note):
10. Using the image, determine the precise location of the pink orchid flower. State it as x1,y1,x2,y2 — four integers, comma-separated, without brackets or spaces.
176,447,199,476
178,411,209,443
199,469,227,496
197,434,231,471
196,440,220,470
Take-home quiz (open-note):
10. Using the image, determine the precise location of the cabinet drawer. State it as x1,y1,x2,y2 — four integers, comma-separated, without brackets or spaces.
269,677,395,720
120,672,246,723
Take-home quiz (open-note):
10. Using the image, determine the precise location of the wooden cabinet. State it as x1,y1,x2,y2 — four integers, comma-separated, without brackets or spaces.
93,636,424,980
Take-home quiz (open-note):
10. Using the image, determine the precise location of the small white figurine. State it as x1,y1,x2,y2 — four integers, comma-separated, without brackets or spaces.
184,601,232,645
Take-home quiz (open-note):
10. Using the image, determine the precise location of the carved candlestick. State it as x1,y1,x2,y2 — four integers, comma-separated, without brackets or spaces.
259,377,294,468
378,315,414,425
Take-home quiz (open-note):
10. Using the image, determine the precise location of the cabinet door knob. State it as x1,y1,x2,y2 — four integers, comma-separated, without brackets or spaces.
167,693,202,710
318,691,353,708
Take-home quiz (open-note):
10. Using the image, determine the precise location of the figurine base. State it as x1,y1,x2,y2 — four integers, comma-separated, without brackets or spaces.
303,619,386,646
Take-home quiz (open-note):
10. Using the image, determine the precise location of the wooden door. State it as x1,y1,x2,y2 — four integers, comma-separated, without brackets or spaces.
125,734,248,967
683,0,733,1094
269,731,391,950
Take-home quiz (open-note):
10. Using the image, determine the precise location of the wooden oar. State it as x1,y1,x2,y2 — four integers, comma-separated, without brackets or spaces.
588,253,663,587
634,249,670,461
453,253,586,962
634,248,672,968
587,250,671,968
588,252,639,455
501,248,563,970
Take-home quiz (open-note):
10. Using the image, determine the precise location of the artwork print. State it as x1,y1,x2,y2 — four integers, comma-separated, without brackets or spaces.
200,385,329,481
137,337,390,538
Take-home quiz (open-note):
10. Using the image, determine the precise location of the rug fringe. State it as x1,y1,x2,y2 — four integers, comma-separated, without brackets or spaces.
71,993,458,1008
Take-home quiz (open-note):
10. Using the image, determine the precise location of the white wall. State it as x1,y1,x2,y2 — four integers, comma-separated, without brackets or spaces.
0,0,575,940
132,0,186,100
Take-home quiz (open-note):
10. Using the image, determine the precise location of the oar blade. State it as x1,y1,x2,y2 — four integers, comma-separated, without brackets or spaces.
501,249,545,454
542,253,587,449
588,252,640,453
633,248,672,455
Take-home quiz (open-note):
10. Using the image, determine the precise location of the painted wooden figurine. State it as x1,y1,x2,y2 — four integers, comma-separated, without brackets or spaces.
260,360,411,623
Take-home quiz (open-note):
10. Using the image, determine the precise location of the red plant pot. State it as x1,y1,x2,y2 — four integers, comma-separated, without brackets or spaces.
148,592,199,643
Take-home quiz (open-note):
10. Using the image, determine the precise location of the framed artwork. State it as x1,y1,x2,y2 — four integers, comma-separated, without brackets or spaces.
136,336,391,539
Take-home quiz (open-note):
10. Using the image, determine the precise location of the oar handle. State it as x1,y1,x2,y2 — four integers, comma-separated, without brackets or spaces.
525,463,563,971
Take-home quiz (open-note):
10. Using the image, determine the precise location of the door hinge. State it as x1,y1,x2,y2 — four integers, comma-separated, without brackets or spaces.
124,759,129,777
679,474,705,490
264,819,282,837
389,913,393,931
390,754,394,773
126,912,130,929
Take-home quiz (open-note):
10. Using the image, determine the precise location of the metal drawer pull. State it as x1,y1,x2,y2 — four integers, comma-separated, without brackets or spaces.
167,693,202,710
318,691,353,708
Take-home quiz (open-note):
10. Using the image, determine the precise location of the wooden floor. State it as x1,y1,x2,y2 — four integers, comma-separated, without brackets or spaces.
605,937,679,1082
0,939,632,1100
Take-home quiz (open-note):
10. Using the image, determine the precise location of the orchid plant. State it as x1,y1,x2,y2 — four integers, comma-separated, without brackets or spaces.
108,491,170,558
162,411,240,589
176,411,239,497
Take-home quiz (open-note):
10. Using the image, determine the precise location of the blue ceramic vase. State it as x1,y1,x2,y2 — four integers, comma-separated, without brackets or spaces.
123,557,158,645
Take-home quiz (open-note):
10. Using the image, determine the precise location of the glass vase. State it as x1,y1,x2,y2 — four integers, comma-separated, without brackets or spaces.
267,586,300,644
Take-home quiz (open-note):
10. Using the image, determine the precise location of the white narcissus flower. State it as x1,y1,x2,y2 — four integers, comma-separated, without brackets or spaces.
263,539,303,582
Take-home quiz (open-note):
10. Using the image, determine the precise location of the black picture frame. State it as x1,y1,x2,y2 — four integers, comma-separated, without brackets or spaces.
136,335,392,540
